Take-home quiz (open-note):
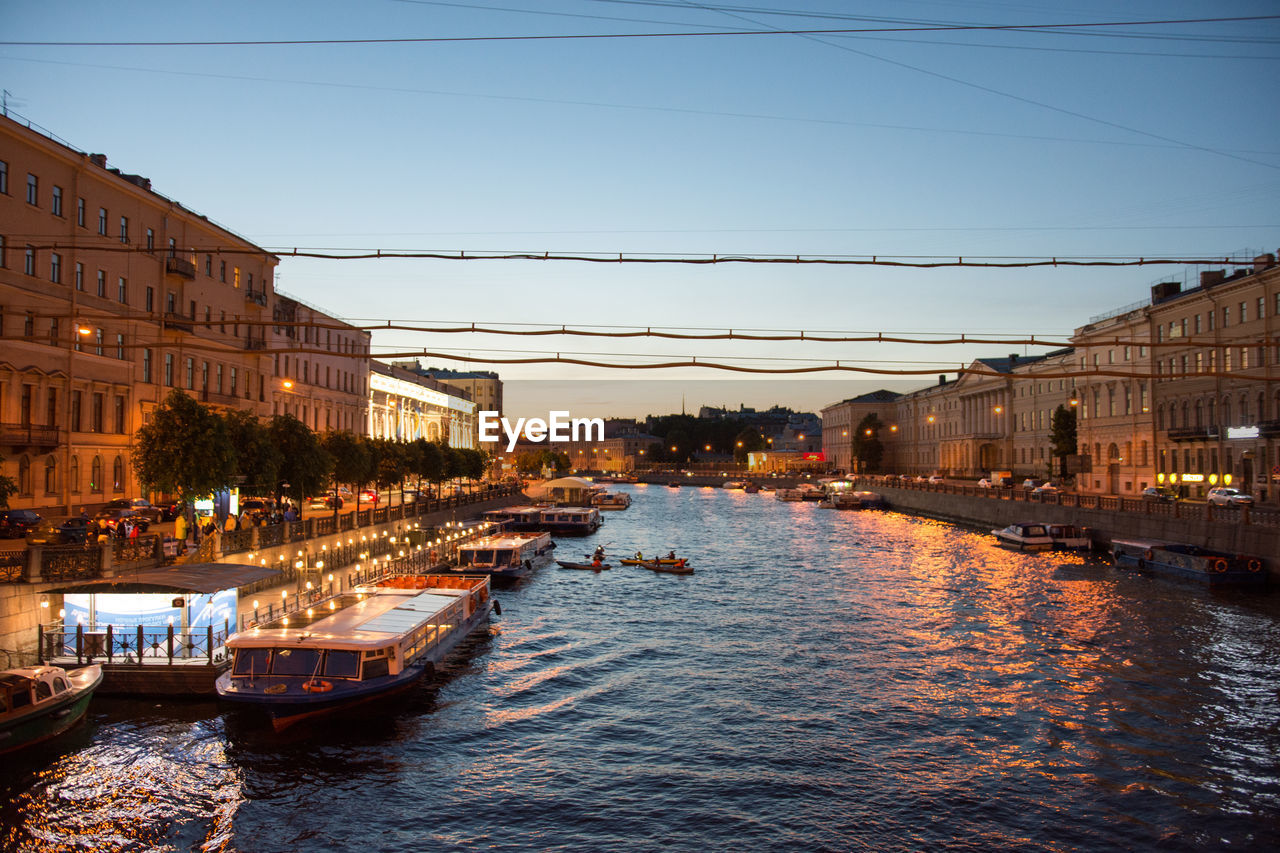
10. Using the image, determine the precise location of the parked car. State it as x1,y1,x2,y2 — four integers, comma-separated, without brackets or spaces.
1021,479,1045,490
100,498,163,524
0,509,44,538
1031,484,1060,496
358,490,379,505
92,507,150,533
977,478,994,488
158,500,184,521
927,475,943,484
1207,487,1254,507
1140,486,1177,503
25,516,90,546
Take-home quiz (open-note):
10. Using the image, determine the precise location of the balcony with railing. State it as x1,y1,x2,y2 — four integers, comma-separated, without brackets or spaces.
244,288,268,307
165,255,196,280
0,422,60,448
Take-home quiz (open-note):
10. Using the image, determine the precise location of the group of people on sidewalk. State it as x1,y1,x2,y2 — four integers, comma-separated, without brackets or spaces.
170,501,299,548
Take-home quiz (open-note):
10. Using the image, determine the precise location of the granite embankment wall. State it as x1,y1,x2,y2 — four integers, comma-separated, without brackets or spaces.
870,484,1279,577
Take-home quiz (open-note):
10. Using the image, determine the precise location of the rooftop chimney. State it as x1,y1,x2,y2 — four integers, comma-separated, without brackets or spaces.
1254,253,1276,272
1151,281,1181,303
1009,353,1018,367
938,374,947,386
1200,269,1226,288
88,153,107,168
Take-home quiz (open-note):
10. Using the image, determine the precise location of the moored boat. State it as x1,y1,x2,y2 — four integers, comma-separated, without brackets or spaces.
215,574,494,731
743,483,760,494
1047,524,1091,551
539,506,602,536
774,488,804,502
1110,538,1266,587
454,532,555,580
992,522,1054,552
0,664,103,755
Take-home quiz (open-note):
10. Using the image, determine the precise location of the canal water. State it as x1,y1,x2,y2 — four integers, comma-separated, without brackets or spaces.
3,484,1279,852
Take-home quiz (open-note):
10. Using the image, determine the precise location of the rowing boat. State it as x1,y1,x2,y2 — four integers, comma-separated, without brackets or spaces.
556,560,611,571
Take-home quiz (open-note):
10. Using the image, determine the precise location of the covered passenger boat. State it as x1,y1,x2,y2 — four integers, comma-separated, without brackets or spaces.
454,532,555,580
1110,539,1266,587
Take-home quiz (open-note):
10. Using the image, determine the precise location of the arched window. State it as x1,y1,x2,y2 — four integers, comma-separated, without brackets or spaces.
90,456,103,493
44,456,57,494
1208,399,1216,428
1222,397,1232,427
17,456,31,495
69,456,80,494
1156,405,1164,431
1195,400,1203,428
1181,401,1190,429
1259,392,1267,422
1240,393,1249,424
112,456,124,492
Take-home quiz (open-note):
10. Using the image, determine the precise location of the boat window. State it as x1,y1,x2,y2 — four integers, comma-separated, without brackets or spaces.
271,648,323,676
496,549,513,565
53,677,68,694
323,650,361,679
232,648,272,677
362,657,390,680
469,550,495,564
35,681,52,700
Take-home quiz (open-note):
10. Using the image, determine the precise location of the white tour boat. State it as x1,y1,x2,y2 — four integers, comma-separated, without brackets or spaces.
454,532,555,579
992,522,1054,552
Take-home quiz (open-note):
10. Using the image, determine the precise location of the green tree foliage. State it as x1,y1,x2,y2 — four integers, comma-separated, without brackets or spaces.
374,438,410,503
733,427,764,464
851,413,885,473
1049,404,1078,477
132,390,236,507
321,431,372,512
414,439,444,495
0,455,19,508
270,414,333,515
223,409,281,496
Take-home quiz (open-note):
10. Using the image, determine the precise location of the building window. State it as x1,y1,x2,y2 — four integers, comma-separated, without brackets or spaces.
70,391,82,432
97,269,106,297
219,260,226,282
26,173,38,205
164,353,174,386
23,311,33,338
91,393,104,432
50,252,61,283
233,267,241,288
17,456,30,496
0,159,7,193
1240,301,1248,323
112,457,125,492
1259,296,1266,320
98,207,108,236
117,277,127,303
51,185,63,216
90,456,102,493
70,456,79,493
146,228,154,252
0,234,5,268
113,396,125,433
205,254,212,276
143,348,153,383
116,332,124,359
1222,306,1230,327
25,246,35,276
230,367,238,395
75,262,83,290
201,361,209,391
95,328,103,356
77,197,85,227
145,286,154,312
119,216,129,243
48,317,58,346
185,357,195,390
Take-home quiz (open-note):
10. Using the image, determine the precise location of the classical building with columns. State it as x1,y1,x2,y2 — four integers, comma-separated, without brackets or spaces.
368,361,476,449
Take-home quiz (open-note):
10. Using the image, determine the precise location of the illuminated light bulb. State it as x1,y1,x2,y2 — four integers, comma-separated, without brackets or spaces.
253,600,259,609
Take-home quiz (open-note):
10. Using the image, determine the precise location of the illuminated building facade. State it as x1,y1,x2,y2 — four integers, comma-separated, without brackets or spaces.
368,361,476,449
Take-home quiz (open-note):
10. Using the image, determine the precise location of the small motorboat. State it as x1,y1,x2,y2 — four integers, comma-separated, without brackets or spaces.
556,560,611,571
1,664,103,755
667,482,680,488
992,522,1053,552
1047,524,1091,550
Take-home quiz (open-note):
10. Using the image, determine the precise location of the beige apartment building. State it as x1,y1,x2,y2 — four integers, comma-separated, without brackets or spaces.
0,114,277,513
272,292,371,434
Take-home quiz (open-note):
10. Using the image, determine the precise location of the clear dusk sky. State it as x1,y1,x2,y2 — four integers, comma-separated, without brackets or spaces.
4,1,1278,418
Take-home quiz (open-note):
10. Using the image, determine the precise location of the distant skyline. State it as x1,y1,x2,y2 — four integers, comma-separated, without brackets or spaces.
5,1,1277,411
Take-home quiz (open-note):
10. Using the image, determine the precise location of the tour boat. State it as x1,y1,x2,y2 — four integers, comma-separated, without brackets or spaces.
1047,524,1091,551
591,492,632,510
774,489,805,502
992,522,1054,552
454,532,555,580
0,664,103,755
216,575,494,731
1110,538,1266,587
538,507,602,536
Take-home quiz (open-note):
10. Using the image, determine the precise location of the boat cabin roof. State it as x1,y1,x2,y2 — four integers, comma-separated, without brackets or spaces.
229,587,469,651
460,532,551,551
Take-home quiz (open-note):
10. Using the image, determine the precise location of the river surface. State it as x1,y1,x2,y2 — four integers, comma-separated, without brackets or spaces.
3,484,1280,852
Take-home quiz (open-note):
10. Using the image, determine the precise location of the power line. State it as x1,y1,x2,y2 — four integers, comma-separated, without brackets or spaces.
3,15,1276,47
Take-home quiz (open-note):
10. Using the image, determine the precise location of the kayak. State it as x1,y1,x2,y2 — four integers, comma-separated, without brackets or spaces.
556,560,611,571
645,562,694,575
619,558,690,567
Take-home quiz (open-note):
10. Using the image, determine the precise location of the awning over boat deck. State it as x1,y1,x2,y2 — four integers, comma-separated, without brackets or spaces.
43,563,283,595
